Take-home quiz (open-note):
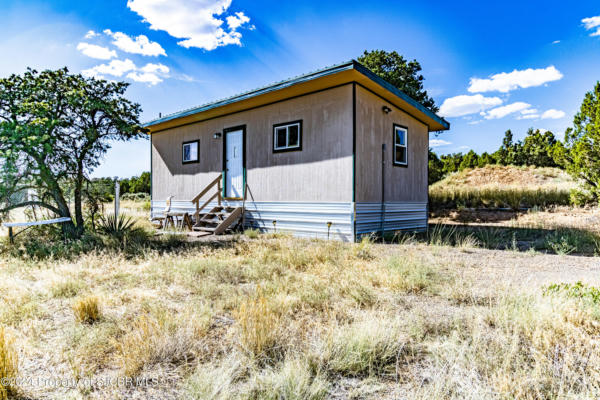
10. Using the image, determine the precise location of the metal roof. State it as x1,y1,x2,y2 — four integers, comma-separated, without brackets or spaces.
143,60,449,131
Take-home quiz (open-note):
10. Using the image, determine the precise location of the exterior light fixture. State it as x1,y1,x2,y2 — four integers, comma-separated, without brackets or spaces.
382,106,392,114
213,132,222,139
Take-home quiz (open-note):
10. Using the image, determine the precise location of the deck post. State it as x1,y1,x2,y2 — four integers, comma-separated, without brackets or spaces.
218,181,222,206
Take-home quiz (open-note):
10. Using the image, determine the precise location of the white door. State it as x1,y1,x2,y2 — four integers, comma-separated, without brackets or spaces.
225,130,244,198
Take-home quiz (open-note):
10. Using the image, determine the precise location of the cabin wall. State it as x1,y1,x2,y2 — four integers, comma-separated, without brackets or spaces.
151,84,353,202
354,84,429,234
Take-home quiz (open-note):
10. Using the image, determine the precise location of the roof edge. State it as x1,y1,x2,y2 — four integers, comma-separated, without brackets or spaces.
143,59,449,131
143,60,355,128
350,60,449,131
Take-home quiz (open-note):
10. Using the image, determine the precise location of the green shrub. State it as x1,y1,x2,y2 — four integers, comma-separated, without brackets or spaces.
569,188,596,207
543,281,600,304
121,192,150,201
244,229,260,239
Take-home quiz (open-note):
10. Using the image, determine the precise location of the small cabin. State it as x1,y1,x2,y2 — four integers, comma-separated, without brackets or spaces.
146,60,450,241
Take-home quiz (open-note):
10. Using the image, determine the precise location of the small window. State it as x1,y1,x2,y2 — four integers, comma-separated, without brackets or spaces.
393,125,407,166
182,140,199,164
273,121,302,152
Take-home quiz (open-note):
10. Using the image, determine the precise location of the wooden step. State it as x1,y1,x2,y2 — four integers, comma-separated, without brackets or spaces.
192,206,243,235
213,207,243,235
193,226,216,232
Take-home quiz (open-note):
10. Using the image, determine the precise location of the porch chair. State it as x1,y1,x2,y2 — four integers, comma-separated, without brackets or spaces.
150,195,174,229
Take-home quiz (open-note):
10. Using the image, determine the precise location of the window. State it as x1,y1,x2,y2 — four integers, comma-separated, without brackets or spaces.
273,120,302,152
182,140,199,164
393,125,407,166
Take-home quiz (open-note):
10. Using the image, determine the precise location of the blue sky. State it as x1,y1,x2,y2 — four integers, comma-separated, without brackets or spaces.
1,0,599,177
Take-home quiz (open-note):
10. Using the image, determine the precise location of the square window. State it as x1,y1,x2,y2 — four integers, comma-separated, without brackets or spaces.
273,121,302,152
182,140,199,163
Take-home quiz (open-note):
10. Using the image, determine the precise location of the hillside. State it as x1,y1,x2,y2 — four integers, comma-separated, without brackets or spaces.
429,165,578,210
432,165,577,191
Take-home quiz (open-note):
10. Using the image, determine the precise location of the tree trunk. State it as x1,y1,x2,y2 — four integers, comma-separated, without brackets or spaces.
73,174,85,236
37,163,80,238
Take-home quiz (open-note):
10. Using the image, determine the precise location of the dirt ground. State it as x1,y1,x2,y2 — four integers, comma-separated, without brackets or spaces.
430,206,600,232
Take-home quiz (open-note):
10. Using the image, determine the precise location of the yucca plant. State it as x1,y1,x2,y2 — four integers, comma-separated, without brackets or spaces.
98,214,137,242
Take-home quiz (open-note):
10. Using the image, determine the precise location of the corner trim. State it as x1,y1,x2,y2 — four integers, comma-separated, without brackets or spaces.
352,82,357,241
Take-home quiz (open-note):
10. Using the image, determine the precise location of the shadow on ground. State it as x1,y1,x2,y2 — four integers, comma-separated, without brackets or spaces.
384,223,600,257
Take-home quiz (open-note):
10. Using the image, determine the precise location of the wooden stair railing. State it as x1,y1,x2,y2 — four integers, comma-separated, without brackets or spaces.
191,175,222,225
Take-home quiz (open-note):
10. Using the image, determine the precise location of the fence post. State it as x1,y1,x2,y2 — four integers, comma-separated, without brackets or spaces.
114,177,120,218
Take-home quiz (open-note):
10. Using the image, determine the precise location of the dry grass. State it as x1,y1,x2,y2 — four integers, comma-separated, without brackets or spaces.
2,231,600,398
430,165,577,210
72,295,101,324
116,314,198,377
438,165,576,188
0,326,18,400
235,289,282,360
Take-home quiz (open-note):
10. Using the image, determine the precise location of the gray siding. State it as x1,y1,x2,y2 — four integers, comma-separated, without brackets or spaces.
151,84,354,202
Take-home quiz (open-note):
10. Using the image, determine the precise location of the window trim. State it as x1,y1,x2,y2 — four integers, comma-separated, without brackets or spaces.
273,120,303,153
393,124,408,167
182,139,200,164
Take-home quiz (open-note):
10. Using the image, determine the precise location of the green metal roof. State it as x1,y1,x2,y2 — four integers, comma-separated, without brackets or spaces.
144,60,449,131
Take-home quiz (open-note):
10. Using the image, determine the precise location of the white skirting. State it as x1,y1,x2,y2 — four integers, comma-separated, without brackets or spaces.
151,200,428,241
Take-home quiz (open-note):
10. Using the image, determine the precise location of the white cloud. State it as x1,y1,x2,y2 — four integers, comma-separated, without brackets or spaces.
104,29,166,57
439,94,502,117
82,59,169,85
139,63,169,75
518,113,539,120
84,30,100,39
127,0,251,51
516,108,540,120
483,102,531,119
582,16,600,36
429,139,452,148
468,66,563,93
127,62,170,85
127,71,164,85
226,11,250,30
520,108,538,115
82,59,136,78
552,40,560,44
77,42,117,60
541,109,566,119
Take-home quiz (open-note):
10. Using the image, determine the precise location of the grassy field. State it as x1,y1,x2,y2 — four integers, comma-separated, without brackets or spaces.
430,165,578,210
2,229,600,399
2,191,600,399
